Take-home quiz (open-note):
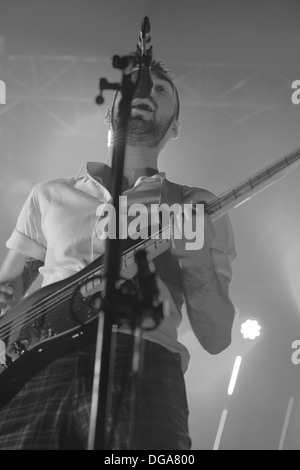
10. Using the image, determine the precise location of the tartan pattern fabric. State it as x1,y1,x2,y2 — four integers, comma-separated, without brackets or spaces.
0,333,191,450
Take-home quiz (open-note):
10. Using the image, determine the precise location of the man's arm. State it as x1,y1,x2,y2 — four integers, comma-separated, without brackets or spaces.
0,249,28,283
0,249,43,310
180,251,235,354
172,211,235,355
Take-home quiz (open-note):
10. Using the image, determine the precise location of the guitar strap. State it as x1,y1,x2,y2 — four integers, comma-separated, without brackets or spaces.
153,178,185,294
160,178,184,207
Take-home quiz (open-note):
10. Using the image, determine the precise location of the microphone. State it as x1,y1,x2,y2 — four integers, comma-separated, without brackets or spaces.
135,17,153,98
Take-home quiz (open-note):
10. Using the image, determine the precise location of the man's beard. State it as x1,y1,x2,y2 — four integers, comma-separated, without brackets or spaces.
113,114,173,148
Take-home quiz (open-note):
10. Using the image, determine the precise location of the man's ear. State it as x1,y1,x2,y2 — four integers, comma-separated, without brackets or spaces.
159,119,180,151
104,106,112,125
170,119,180,139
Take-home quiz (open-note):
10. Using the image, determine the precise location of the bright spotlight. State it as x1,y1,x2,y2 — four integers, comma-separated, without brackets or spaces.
240,319,261,340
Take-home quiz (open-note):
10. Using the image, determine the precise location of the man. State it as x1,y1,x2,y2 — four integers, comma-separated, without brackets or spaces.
0,59,236,449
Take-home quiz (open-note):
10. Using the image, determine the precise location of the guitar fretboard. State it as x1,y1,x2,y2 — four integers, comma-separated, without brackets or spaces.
206,146,300,221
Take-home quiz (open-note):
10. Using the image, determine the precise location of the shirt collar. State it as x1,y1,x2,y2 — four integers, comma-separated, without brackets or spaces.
75,162,166,187
75,162,106,184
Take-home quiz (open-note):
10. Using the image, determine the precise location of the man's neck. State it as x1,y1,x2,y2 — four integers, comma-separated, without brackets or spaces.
106,144,160,190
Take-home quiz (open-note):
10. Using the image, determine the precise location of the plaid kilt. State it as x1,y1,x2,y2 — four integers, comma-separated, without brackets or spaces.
0,332,191,450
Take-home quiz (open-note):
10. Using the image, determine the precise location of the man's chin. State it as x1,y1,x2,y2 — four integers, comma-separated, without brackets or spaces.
128,118,153,134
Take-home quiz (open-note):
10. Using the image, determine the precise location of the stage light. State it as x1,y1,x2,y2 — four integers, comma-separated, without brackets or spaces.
240,319,261,340
227,356,242,396
213,409,228,450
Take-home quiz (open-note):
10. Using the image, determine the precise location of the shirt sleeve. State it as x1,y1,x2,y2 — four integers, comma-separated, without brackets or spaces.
211,213,236,281
182,185,237,282
6,186,47,261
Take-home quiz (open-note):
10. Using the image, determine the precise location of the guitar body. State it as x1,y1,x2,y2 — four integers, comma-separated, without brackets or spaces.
0,315,98,409
0,257,105,408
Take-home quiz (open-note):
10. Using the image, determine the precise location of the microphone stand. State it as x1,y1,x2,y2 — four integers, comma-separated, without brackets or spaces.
88,57,135,450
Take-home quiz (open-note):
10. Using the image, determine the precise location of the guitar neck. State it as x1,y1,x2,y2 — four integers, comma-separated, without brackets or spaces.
206,146,300,221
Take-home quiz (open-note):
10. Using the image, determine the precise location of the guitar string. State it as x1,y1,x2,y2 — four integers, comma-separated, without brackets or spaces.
0,293,89,343
0,238,167,339
0,243,169,340
0,243,169,341
0,251,158,341
0,227,171,340
0,289,85,339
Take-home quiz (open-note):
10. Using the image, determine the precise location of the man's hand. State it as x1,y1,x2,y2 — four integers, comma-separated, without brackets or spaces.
0,284,15,316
